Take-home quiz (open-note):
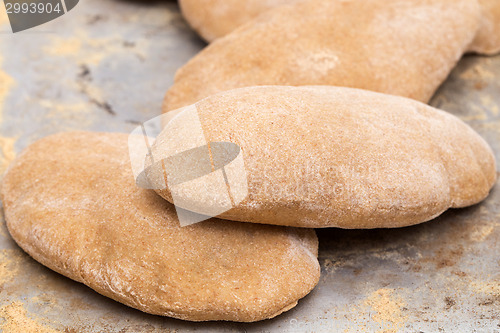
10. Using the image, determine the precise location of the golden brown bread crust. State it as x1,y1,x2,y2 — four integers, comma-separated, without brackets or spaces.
0,131,320,322
179,0,297,42
164,0,481,112
469,0,500,55
153,86,497,228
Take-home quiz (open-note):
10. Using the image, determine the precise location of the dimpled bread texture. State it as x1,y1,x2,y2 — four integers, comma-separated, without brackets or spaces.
179,0,297,42
151,86,497,229
0,132,320,322
164,0,481,113
469,0,500,55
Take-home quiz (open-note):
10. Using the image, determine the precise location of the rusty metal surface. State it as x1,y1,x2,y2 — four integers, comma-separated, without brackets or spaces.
0,0,499,332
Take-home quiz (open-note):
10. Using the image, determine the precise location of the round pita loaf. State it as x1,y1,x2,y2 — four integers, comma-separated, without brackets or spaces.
164,0,481,112
0,132,320,322
179,0,500,56
151,86,497,228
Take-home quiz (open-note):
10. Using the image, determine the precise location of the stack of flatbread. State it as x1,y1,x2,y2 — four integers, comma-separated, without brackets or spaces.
1,0,497,322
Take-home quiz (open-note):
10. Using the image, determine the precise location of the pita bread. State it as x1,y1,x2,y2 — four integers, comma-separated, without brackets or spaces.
179,0,499,56
0,132,320,322
164,0,481,112
152,86,497,228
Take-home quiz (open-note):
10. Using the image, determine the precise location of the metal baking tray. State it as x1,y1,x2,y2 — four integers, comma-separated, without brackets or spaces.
0,0,498,331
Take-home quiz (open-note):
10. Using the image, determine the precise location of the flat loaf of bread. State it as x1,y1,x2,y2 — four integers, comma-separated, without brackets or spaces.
164,0,481,112
151,86,497,228
0,132,320,322
179,0,500,55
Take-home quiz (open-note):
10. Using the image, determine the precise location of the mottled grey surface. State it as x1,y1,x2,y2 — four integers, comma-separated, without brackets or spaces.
0,0,498,332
